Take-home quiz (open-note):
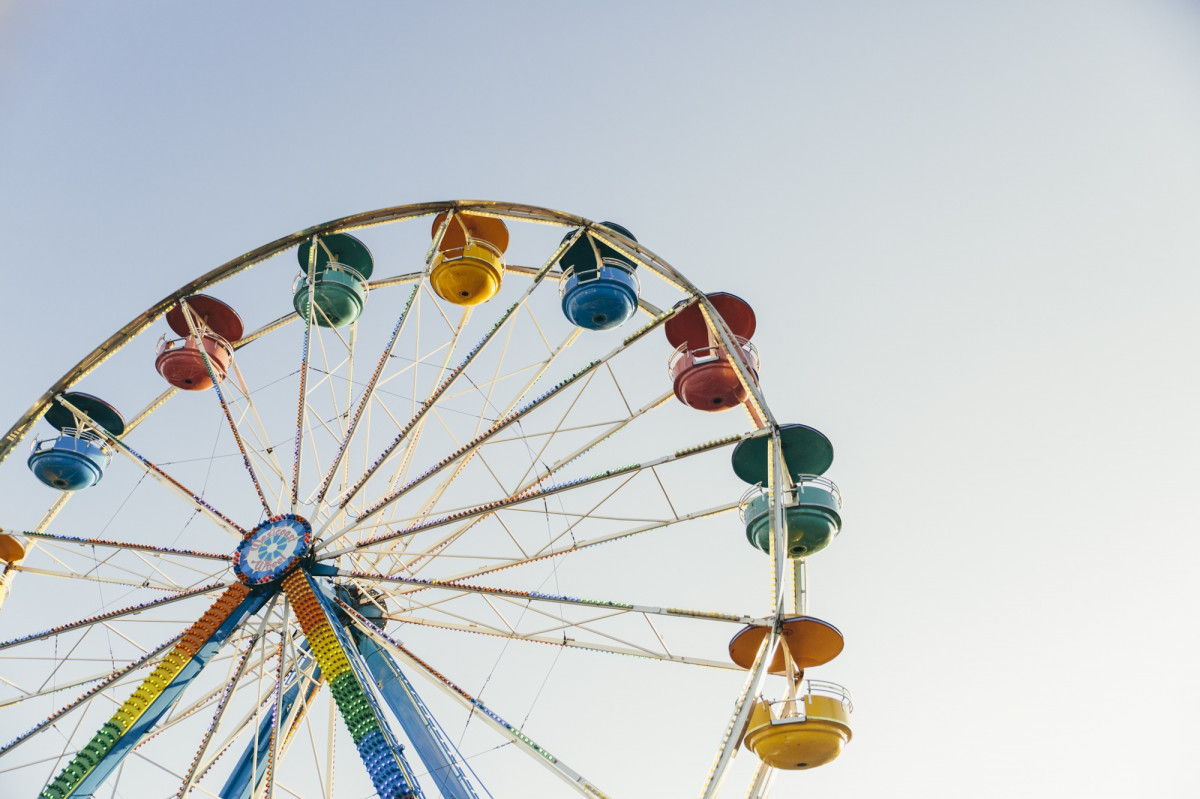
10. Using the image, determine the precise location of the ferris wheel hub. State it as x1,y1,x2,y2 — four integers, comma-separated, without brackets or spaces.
232,514,313,586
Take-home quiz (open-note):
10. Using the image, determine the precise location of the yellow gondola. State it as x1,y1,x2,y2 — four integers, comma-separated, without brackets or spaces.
744,681,853,770
429,211,510,306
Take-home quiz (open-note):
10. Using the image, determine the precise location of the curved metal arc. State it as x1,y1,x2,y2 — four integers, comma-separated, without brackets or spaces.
0,199,693,470
587,225,778,427
769,435,789,622
696,301,771,430
11,382,182,580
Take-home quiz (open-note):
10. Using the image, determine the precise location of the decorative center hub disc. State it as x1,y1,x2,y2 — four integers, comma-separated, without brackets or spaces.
232,514,312,586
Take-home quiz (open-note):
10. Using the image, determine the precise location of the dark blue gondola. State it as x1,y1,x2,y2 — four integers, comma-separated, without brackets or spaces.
27,393,125,491
558,222,641,331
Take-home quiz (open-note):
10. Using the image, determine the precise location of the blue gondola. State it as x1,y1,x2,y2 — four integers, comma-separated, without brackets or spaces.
558,222,640,331
27,393,125,491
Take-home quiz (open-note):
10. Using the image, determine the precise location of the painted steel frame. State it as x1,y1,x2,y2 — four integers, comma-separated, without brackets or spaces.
0,201,804,798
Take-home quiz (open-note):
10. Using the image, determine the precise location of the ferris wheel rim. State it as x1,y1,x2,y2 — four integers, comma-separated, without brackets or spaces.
0,200,788,798
0,199,734,469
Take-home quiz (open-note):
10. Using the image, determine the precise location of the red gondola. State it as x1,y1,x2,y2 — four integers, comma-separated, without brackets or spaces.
665,292,759,411
155,295,244,391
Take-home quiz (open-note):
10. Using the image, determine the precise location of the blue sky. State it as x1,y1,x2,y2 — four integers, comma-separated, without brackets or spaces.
2,2,1199,797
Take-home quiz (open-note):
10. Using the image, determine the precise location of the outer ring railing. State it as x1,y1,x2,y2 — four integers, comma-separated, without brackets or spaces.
558,257,641,298
435,236,505,266
668,336,760,381
737,477,843,523
155,331,235,359
763,680,854,719
29,427,112,456
291,261,371,295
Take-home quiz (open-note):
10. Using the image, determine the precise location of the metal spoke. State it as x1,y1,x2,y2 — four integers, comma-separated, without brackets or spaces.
376,388,675,578
0,632,184,757
315,323,593,553
225,356,291,506
14,530,229,561
339,286,682,542
179,299,274,516
177,604,276,797
339,570,763,627
316,227,585,541
54,393,245,537
348,502,740,598
338,598,611,798
291,236,320,512
324,299,471,528
700,629,778,798
745,760,776,798
0,582,226,652
377,612,740,671
11,564,186,592
327,431,757,557
358,324,587,576
312,214,451,512
265,598,292,799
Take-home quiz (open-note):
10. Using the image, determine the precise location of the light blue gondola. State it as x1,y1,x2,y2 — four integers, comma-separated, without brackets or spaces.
559,222,640,331
27,393,125,491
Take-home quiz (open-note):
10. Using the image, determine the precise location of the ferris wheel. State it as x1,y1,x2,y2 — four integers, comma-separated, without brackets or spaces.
0,201,852,799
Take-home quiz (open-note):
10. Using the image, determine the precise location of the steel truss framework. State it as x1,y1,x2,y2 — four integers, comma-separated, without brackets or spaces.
0,201,799,798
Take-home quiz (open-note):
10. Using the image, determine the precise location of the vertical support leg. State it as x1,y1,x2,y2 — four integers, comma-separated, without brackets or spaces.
219,651,323,799
357,636,479,799
793,559,807,617
41,584,267,798
281,571,422,799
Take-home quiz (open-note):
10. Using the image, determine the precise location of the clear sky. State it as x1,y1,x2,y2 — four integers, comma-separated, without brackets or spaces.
1,2,1199,797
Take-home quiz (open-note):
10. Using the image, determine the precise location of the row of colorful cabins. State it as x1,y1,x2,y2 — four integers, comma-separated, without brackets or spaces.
29,216,765,494
12,216,855,771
